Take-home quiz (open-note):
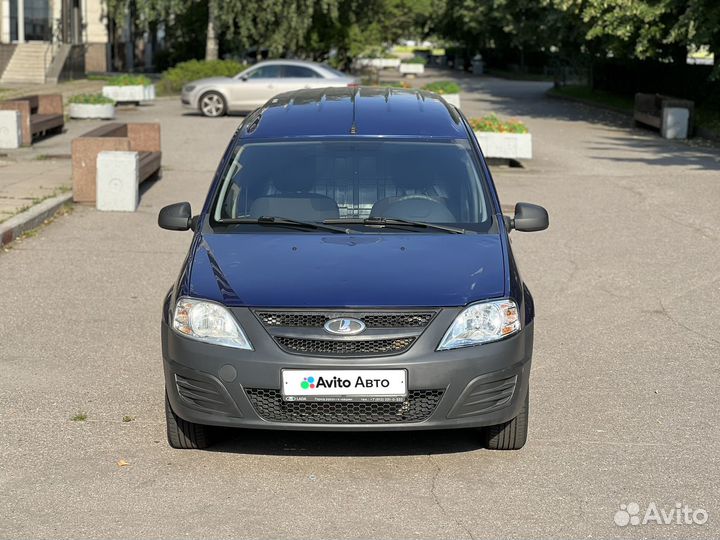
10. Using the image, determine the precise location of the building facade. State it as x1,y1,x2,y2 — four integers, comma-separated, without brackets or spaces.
0,0,109,81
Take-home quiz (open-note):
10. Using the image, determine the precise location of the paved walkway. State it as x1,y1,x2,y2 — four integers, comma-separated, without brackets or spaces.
1,75,719,539
0,101,153,223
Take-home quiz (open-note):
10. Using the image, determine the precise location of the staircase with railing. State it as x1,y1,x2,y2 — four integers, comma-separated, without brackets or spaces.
0,42,52,84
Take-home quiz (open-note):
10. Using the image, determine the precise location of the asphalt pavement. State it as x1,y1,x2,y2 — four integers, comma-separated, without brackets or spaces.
1,75,719,539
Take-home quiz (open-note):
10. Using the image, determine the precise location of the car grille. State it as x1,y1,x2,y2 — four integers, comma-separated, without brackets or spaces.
274,336,415,356
256,311,435,328
254,309,436,357
245,388,444,424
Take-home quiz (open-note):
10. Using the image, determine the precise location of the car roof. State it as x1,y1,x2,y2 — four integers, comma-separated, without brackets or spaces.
237,87,466,140
250,59,327,69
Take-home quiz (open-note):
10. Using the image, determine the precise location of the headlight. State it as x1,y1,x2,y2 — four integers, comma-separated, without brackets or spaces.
183,85,195,93
437,299,520,350
172,297,252,350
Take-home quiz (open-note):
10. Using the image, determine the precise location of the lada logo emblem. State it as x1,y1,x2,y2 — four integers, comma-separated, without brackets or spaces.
324,318,366,335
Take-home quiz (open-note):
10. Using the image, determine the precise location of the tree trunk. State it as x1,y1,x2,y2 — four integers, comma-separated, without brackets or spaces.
205,0,218,61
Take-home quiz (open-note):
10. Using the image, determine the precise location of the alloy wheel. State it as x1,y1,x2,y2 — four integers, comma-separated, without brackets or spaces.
200,93,225,117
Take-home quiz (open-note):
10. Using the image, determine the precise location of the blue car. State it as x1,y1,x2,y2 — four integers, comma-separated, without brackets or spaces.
159,87,548,450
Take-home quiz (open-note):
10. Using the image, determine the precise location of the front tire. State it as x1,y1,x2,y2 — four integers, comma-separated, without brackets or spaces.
165,392,212,449
199,91,227,117
483,390,529,450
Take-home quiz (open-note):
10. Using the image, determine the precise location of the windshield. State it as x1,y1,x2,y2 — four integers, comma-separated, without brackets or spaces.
213,140,495,232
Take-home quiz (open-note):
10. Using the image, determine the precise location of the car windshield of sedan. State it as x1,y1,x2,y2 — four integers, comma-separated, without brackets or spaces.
213,140,495,232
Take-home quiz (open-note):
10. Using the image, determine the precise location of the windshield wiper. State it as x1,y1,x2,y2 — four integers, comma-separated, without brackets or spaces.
218,216,351,234
323,217,465,234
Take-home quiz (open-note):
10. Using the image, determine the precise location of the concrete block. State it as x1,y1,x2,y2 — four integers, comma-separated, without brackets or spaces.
442,93,461,108
474,131,533,160
96,151,139,212
399,63,424,75
662,107,690,139
102,84,155,103
0,110,22,149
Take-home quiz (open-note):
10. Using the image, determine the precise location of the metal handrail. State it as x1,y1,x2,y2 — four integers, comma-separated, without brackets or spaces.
42,20,63,83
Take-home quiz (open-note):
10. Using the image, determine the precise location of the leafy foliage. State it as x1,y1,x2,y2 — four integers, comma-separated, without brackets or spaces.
107,0,719,81
468,114,529,134
422,80,460,94
107,74,152,86
68,94,115,105
158,59,248,95
402,56,428,65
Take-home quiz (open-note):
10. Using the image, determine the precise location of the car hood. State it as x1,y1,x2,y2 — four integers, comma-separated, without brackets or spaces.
186,233,507,308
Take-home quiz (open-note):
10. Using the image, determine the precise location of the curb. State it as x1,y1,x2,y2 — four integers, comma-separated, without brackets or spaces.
0,192,73,247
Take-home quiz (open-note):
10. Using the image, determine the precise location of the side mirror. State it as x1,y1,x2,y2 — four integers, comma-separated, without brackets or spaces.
508,202,549,232
158,202,192,231
240,74,248,81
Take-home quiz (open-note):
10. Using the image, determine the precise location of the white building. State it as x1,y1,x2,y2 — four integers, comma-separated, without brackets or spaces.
0,0,109,83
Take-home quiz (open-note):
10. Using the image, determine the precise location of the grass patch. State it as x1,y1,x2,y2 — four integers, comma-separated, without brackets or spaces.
549,84,634,113
402,56,427,65
0,202,73,252
0,185,72,223
551,85,720,137
71,412,87,421
696,104,720,134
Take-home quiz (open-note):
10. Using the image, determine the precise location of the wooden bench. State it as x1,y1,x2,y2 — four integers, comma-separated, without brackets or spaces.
0,94,64,146
71,123,162,203
634,93,694,138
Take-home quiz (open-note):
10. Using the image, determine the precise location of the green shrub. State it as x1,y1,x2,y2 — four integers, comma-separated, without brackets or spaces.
468,114,529,134
107,74,152,86
158,59,248,95
402,56,427,65
422,81,461,94
68,93,115,105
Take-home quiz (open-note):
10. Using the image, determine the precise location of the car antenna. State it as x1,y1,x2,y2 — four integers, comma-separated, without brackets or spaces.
350,87,359,134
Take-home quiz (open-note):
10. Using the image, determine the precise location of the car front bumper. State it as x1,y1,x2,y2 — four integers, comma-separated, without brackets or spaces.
162,308,533,431
180,91,196,109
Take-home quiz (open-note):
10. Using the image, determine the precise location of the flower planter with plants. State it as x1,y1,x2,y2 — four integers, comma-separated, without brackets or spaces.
422,81,461,108
355,57,401,69
102,74,155,103
68,94,116,120
469,115,532,160
399,57,426,75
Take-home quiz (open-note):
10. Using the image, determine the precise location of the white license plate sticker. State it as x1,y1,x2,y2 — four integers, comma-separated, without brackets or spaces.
282,369,407,402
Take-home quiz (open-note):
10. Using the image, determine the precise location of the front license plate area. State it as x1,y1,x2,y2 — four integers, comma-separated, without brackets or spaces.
281,369,407,402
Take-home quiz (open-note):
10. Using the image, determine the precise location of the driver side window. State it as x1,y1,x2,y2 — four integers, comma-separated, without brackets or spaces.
246,65,282,79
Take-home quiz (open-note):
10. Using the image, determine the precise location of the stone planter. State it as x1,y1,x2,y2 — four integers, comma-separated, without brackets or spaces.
399,63,425,75
474,131,532,160
355,58,401,69
69,103,116,120
441,93,461,108
102,84,156,103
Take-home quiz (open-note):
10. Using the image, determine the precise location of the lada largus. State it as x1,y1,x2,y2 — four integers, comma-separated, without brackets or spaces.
159,87,549,450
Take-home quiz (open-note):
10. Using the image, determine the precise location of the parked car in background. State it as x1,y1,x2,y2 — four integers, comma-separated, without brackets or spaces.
159,87,549,451
181,60,358,117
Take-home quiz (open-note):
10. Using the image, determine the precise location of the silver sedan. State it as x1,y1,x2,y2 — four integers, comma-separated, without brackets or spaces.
181,60,358,117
